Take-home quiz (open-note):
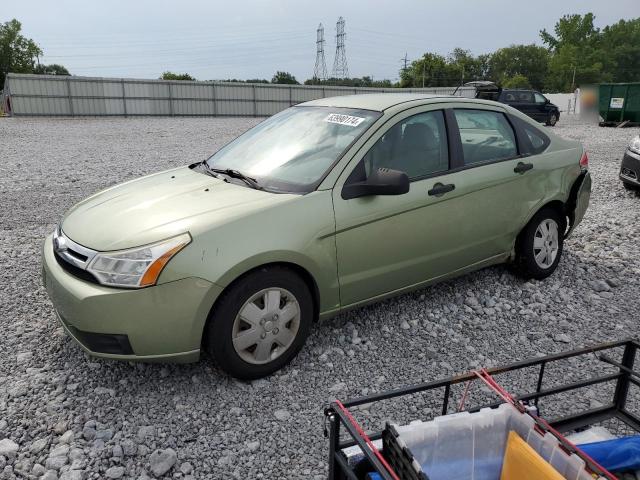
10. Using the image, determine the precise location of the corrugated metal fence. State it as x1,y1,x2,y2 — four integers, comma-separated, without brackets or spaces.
2,73,473,117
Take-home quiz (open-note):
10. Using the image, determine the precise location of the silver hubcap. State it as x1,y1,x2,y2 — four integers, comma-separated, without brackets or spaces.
232,288,300,365
533,218,559,269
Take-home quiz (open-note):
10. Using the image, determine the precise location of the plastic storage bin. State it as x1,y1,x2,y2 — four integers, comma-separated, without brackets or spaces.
384,403,595,480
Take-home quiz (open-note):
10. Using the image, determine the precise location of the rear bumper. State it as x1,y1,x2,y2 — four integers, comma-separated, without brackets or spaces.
620,149,640,186
42,234,223,363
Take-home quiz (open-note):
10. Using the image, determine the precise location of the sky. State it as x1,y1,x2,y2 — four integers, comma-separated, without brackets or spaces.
4,0,638,82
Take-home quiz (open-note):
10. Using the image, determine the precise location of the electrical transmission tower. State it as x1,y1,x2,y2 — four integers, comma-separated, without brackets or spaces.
332,17,349,79
313,23,328,80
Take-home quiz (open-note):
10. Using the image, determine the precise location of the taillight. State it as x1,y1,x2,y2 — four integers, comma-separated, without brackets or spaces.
580,151,589,169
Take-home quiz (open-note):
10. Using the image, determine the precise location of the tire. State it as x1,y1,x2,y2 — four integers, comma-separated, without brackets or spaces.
623,181,640,192
204,266,313,380
513,208,566,280
546,113,558,126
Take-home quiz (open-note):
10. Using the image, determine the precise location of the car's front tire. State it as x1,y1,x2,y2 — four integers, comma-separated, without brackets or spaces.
623,181,640,192
546,113,558,126
204,266,313,380
513,208,565,280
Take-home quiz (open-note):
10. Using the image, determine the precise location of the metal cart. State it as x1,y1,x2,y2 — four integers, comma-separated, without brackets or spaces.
325,339,640,480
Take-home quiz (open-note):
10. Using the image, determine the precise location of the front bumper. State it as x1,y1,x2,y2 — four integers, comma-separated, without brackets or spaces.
42,234,222,362
620,148,640,187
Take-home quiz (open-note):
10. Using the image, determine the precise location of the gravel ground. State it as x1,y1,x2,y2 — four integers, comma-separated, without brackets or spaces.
1,115,639,480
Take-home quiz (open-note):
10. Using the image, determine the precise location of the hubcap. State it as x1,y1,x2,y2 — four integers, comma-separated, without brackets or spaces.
533,218,559,269
232,288,300,365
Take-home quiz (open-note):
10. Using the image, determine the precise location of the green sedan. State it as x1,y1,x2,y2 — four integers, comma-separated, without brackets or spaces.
42,94,591,379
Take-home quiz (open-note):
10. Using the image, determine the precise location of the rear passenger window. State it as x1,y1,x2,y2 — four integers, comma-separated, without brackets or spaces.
509,115,551,155
454,109,518,166
518,91,534,103
360,110,449,180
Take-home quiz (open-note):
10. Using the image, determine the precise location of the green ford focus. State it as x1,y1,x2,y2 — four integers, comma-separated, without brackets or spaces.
42,94,591,379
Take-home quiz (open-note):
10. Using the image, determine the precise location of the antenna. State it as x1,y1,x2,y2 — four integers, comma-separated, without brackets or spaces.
313,23,328,81
332,17,349,79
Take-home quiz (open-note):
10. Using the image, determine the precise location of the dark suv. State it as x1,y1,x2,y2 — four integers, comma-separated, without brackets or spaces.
462,81,561,126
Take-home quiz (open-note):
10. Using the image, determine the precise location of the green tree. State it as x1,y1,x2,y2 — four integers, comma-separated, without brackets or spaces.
400,53,454,88
271,71,298,84
488,45,549,91
160,71,195,81
0,19,42,89
599,18,640,82
502,74,531,89
34,63,70,75
448,48,487,85
540,13,605,91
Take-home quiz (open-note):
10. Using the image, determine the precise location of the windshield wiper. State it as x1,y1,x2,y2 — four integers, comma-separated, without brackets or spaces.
199,161,224,180
208,166,263,190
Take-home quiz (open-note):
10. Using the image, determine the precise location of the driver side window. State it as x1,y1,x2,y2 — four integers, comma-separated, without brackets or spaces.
357,110,449,181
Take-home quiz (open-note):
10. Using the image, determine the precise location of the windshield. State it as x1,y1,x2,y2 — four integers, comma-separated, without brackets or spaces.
205,106,380,193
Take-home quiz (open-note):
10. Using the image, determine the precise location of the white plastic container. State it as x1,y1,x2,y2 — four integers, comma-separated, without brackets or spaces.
388,403,596,480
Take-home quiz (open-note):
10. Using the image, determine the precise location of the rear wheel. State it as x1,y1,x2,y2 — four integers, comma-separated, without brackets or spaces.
204,266,313,380
623,181,639,192
514,208,565,280
546,113,558,126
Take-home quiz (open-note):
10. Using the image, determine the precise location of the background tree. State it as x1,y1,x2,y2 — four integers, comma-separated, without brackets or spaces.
488,45,549,90
271,71,299,85
33,64,70,76
0,19,42,89
400,53,454,88
304,76,393,87
502,74,531,89
160,71,195,81
540,13,605,91
599,18,640,83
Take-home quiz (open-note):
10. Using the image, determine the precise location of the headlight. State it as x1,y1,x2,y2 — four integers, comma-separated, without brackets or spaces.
87,233,191,288
629,136,640,155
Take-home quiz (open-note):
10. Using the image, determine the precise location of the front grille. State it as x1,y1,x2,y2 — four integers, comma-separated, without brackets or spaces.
54,251,99,284
64,248,88,263
621,167,638,180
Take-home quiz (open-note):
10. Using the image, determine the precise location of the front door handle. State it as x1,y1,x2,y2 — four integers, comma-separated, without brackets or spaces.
428,183,455,197
514,162,533,174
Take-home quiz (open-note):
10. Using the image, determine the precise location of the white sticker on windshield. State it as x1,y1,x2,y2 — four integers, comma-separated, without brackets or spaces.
324,113,366,127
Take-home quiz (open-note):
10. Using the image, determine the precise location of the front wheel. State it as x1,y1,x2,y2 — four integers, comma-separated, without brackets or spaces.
546,113,558,126
513,208,565,280
204,266,313,380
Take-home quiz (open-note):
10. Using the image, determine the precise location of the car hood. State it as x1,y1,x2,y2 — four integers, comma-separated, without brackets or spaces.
61,166,294,251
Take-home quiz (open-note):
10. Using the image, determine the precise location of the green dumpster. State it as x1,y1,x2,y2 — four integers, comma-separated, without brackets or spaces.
598,83,640,124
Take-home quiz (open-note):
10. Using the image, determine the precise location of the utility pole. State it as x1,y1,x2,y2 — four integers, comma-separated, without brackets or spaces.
422,60,426,88
571,65,576,91
400,53,409,72
313,23,327,81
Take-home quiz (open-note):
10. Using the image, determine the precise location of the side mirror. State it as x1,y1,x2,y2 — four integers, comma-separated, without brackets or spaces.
341,167,410,200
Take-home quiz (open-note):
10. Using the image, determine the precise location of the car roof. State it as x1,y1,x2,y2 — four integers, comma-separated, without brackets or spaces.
299,93,462,112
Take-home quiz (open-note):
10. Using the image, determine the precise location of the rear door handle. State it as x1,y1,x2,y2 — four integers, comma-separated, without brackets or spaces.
514,162,533,174
428,183,455,197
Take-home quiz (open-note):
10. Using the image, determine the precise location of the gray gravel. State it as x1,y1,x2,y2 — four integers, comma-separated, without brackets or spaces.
1,115,639,479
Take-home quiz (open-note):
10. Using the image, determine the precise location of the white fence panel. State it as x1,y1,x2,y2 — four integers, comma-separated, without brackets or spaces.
4,74,463,117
